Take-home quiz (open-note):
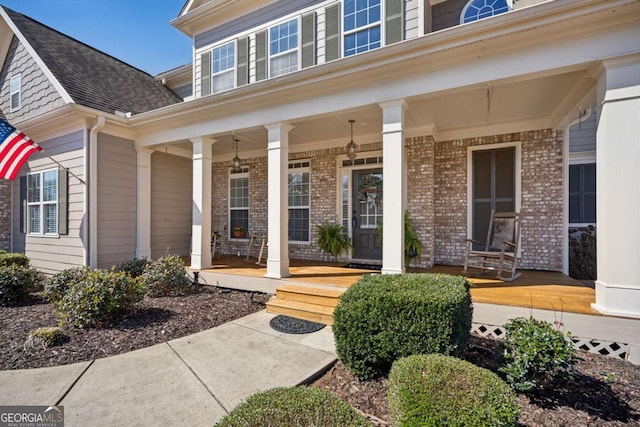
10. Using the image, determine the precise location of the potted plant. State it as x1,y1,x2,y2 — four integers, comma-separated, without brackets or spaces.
376,211,423,266
316,222,352,261
233,226,245,239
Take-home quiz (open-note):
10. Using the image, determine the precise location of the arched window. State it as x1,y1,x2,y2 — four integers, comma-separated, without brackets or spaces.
461,0,512,24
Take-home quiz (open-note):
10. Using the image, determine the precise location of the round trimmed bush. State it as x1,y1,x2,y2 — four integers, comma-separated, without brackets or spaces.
54,269,146,327
0,252,30,267
43,267,87,303
0,264,43,306
333,273,472,379
388,354,519,427
141,255,192,297
215,386,370,427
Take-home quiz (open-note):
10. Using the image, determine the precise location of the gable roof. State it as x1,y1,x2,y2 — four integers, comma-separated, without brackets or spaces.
2,7,182,115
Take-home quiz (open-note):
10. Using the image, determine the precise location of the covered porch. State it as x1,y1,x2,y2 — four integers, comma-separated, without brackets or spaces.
191,257,597,317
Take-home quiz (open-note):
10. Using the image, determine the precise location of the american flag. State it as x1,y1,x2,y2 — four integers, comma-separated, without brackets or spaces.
0,118,41,181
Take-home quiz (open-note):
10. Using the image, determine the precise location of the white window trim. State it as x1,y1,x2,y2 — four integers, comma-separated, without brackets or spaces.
27,168,59,237
342,0,385,57
211,39,237,94
10,74,21,111
268,16,301,78
228,168,250,241
466,141,522,241
288,161,311,244
460,0,513,25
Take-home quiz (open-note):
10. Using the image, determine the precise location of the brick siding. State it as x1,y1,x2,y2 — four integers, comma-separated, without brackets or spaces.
210,129,564,271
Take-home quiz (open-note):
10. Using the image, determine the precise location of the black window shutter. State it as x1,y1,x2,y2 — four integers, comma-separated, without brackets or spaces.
301,12,317,69
385,0,404,45
325,3,341,62
201,51,211,96
58,168,68,235
19,175,27,234
237,37,249,87
255,30,267,81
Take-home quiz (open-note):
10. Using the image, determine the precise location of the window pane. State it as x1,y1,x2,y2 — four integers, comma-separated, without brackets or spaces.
43,170,57,202
288,172,309,207
29,205,40,234
288,208,309,241
27,174,40,203
270,19,298,56
213,42,235,74
270,51,298,77
212,70,234,92
230,177,249,208
463,0,510,23
44,203,57,234
230,210,249,238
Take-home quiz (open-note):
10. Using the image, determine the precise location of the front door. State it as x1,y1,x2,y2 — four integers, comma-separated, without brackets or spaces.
352,169,383,260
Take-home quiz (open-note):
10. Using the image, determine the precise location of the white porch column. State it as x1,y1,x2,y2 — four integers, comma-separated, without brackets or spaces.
265,122,292,278
190,137,214,270
380,100,406,275
592,56,640,318
135,147,152,259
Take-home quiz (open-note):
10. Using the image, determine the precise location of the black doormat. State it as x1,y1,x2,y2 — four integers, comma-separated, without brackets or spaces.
343,262,382,271
269,315,326,334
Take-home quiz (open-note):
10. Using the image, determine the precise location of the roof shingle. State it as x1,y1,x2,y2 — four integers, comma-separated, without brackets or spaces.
3,7,182,115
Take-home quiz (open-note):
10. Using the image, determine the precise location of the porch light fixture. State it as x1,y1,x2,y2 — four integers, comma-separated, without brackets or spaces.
231,137,242,173
346,119,357,160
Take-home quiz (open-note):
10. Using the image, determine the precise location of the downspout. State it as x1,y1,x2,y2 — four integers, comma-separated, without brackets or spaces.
10,180,13,253
88,116,105,267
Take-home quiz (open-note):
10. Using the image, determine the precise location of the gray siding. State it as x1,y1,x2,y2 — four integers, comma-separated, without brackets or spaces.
569,108,596,153
96,134,137,268
432,0,466,32
0,36,65,122
151,153,192,258
12,130,86,275
195,0,325,49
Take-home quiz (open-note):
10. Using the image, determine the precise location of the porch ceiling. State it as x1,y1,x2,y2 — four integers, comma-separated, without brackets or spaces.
159,67,592,160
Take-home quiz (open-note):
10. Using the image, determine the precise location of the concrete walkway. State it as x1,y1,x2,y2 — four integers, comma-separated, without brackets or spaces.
0,311,337,426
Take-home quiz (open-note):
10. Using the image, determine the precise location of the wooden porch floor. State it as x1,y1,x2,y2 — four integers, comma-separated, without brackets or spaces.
198,256,598,316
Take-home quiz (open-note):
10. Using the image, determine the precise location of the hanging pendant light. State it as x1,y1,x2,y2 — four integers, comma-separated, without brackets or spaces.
232,137,242,172
346,119,357,160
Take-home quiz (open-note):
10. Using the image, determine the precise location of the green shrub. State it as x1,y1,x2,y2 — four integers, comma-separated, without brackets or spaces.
215,386,370,427
43,267,87,303
500,316,577,392
54,269,146,327
115,257,150,278
141,255,191,297
26,327,64,348
0,265,43,306
0,252,30,267
333,273,472,380
388,354,519,427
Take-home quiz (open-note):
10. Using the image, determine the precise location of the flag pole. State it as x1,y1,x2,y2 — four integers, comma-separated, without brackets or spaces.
39,149,86,185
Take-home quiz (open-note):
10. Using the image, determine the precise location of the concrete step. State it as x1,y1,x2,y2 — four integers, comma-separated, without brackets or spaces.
275,284,345,308
266,298,336,325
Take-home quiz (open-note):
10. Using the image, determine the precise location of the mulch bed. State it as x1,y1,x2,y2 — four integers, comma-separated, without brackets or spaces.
0,286,269,370
312,336,640,426
3,290,640,426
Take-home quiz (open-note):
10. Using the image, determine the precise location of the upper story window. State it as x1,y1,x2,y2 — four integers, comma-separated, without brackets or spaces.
269,18,299,77
461,0,511,24
212,41,236,92
344,0,381,56
10,74,21,111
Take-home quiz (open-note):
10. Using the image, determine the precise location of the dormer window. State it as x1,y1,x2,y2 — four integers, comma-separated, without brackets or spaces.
269,18,299,77
10,74,21,111
212,41,236,93
344,0,381,56
461,0,511,24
